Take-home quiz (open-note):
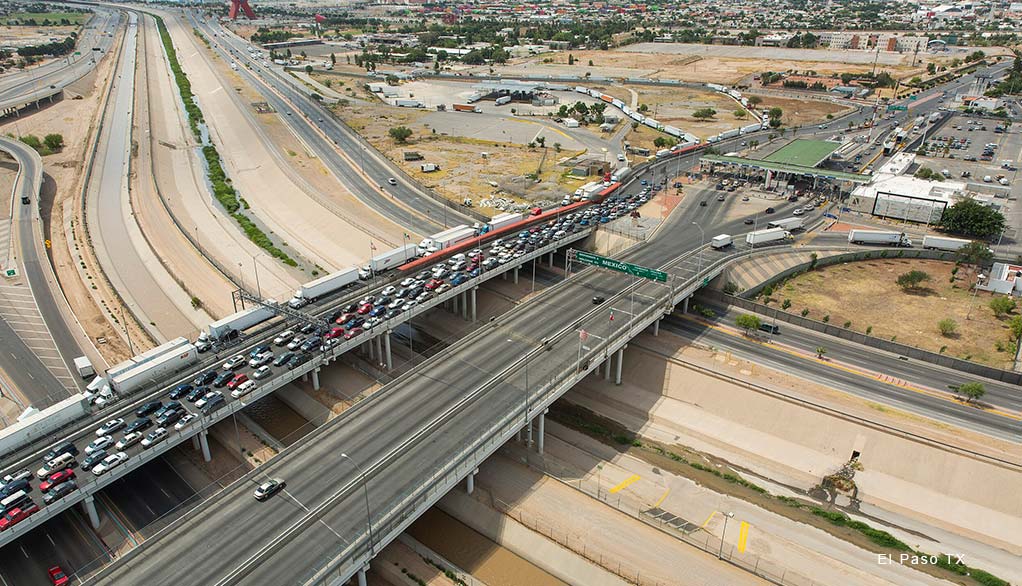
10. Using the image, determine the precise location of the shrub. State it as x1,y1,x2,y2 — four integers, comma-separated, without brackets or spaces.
822,314,830,323
938,318,958,337
801,308,809,317
782,299,792,309
989,296,1015,317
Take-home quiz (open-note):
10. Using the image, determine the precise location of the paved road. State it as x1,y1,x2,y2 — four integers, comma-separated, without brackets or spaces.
0,137,83,405
663,309,1022,441
0,8,119,110
189,12,477,237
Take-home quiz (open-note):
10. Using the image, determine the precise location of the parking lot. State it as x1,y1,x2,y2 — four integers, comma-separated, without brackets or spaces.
917,113,1020,196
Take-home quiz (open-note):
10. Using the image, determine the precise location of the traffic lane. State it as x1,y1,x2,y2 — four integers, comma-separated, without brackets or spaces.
0,507,110,586
0,310,67,407
99,455,198,529
662,316,1019,438
705,304,1022,411
189,15,456,236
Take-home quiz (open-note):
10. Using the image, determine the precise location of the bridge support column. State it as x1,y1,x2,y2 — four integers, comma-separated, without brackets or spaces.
537,409,547,454
682,297,689,314
653,318,660,336
453,293,459,314
513,266,519,284
526,417,533,448
311,368,321,391
615,346,625,385
604,355,612,380
191,435,200,450
548,252,554,266
82,495,100,529
466,468,478,494
356,565,369,586
471,287,477,322
199,431,211,462
461,292,468,319
384,332,393,370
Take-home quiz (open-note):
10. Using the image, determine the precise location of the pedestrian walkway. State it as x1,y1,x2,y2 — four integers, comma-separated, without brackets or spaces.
0,283,77,391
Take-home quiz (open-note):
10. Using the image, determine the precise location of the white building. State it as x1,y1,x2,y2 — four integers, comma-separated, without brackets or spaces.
979,263,1022,296
849,174,966,223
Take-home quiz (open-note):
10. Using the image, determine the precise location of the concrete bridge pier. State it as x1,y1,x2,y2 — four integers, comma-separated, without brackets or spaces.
471,287,477,322
191,435,200,450
537,409,547,454
682,297,689,314
615,346,625,385
526,416,533,448
356,564,369,586
513,266,519,284
465,468,479,494
548,252,554,266
312,367,321,391
199,431,211,462
82,495,100,529
384,331,393,370
452,293,459,314
653,318,660,336
603,355,612,380
461,292,469,320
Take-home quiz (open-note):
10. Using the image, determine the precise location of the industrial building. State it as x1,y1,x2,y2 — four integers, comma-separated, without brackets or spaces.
979,262,1022,296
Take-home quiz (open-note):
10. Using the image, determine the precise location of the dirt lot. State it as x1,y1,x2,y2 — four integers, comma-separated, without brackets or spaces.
330,100,575,215
773,259,1015,367
310,72,379,102
744,94,851,128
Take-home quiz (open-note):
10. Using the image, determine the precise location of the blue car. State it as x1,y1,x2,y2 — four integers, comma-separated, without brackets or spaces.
248,344,271,359
469,268,481,277
370,306,387,317
580,219,590,226
599,216,610,224
451,273,468,286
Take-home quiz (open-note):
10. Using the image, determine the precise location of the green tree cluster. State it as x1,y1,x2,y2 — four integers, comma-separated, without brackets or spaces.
939,199,1005,239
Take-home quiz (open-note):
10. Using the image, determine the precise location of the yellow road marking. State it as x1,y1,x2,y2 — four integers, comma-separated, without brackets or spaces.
653,487,671,508
682,314,1022,422
700,511,717,528
609,474,640,494
737,521,750,553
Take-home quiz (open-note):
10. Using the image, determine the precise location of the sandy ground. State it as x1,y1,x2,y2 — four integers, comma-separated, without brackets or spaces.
745,93,851,128
0,20,145,364
776,258,1015,367
161,10,405,273
562,331,1022,576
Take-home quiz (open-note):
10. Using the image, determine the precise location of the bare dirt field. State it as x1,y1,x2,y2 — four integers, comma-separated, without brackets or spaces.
331,100,575,215
744,94,850,128
773,259,1014,367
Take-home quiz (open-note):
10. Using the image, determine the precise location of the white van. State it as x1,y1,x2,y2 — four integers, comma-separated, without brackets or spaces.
36,453,75,479
0,490,30,513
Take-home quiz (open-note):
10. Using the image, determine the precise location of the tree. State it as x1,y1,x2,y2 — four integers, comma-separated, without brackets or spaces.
767,107,783,120
747,95,763,107
588,59,594,66
692,107,717,120
957,382,985,403
926,62,936,75
939,198,1005,239
1009,315,1022,342
330,53,336,65
735,313,761,334
816,346,827,359
989,296,1015,317
896,270,931,291
388,126,413,143
43,134,64,151
536,136,545,148
955,240,994,274
938,317,958,337
733,108,747,119
553,142,562,153
638,103,649,113
567,53,574,65
305,65,313,74
19,135,42,150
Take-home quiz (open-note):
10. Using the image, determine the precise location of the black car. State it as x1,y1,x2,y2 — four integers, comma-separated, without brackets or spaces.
186,386,208,402
765,207,776,214
273,352,295,367
343,303,358,313
202,394,226,415
154,401,182,419
699,201,707,207
0,478,30,497
44,442,79,462
81,450,107,472
300,337,323,353
592,296,606,305
287,353,312,370
157,408,184,427
193,370,218,387
213,371,235,388
169,384,193,400
299,323,318,335
248,344,271,358
125,417,153,434
744,218,754,225
136,401,163,418
43,480,78,504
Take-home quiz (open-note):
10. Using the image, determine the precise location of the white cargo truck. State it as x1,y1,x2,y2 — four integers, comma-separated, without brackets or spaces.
711,234,733,249
766,217,805,231
610,166,631,182
360,244,419,279
745,228,792,246
494,96,512,106
417,225,476,255
486,212,523,232
847,230,912,247
73,356,94,379
394,99,424,108
205,304,277,340
921,235,973,252
107,344,198,396
289,267,360,308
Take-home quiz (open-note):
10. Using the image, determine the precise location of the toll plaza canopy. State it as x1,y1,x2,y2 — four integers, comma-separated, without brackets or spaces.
700,154,870,183
762,139,842,167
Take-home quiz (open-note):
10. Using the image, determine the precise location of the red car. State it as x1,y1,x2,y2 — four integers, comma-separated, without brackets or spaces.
226,374,249,391
324,327,345,340
0,504,40,531
335,312,356,325
39,469,76,493
48,566,70,586
424,278,443,291
343,327,364,341
356,303,373,315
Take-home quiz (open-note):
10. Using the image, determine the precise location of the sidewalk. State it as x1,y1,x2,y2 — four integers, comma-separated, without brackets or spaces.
472,453,768,586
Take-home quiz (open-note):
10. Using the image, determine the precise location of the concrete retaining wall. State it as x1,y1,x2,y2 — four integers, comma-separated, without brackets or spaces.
275,384,332,425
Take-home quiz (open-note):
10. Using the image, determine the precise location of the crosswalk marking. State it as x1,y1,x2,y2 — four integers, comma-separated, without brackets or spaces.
0,280,76,392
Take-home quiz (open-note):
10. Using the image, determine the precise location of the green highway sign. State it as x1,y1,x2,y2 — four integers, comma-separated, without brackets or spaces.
4,268,16,278
886,105,908,112
573,250,667,282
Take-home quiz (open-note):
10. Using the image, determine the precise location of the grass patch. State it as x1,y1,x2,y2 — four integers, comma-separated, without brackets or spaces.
0,11,88,25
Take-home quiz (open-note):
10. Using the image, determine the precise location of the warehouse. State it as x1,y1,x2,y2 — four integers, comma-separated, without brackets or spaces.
847,174,965,223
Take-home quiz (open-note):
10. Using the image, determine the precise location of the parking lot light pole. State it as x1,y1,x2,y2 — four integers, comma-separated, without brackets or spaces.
340,453,375,556
718,511,735,559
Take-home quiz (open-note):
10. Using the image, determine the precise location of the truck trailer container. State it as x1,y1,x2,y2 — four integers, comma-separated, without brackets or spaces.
921,235,973,252
766,217,805,231
610,166,631,182
361,244,419,278
73,356,94,379
745,228,792,246
711,234,733,249
205,304,277,339
452,104,481,113
108,344,198,396
394,99,424,108
494,96,512,106
418,225,476,255
106,337,193,382
487,212,523,232
289,268,360,308
848,230,912,247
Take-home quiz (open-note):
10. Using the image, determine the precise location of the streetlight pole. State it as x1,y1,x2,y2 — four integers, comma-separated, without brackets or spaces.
692,222,705,272
340,453,375,556
718,511,734,559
